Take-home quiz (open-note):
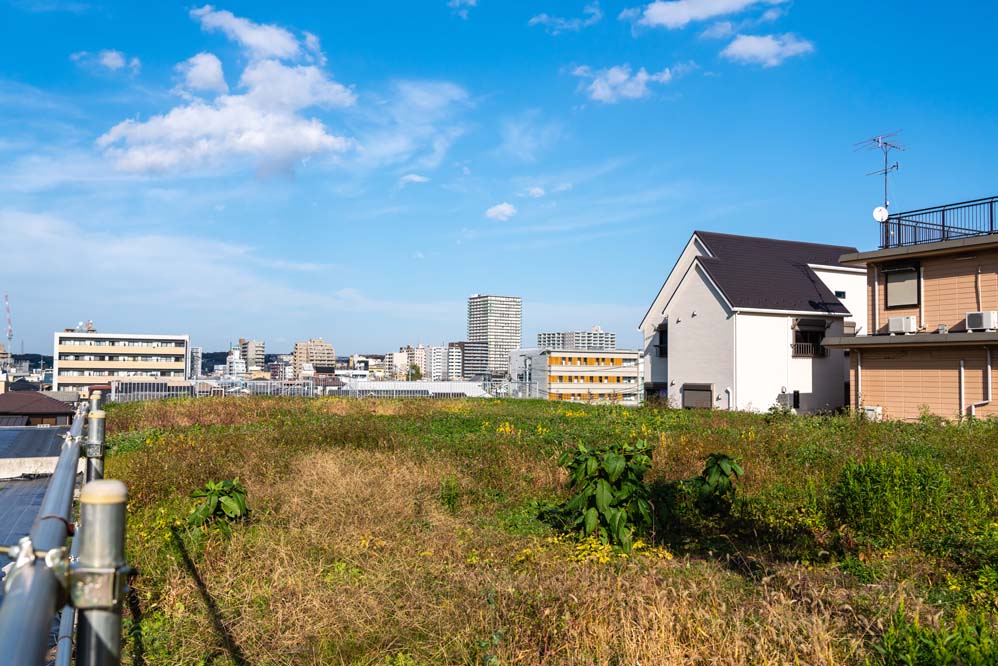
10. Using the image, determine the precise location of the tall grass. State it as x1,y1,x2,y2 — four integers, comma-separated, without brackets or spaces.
105,398,998,665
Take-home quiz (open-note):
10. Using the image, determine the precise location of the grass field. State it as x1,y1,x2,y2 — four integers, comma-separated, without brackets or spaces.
105,398,998,665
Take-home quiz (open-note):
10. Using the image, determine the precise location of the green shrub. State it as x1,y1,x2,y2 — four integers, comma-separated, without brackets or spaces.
188,478,249,535
871,605,998,665
557,440,653,551
439,475,461,514
831,452,949,546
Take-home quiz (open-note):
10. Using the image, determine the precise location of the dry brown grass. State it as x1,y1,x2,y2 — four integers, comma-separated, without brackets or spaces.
138,449,894,665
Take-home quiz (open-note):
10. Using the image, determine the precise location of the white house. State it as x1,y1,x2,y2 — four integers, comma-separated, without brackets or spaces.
639,231,867,413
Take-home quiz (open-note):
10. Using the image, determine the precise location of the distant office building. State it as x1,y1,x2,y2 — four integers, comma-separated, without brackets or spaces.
510,348,641,404
225,347,247,377
452,341,488,379
0,343,10,369
384,351,408,380
537,326,616,351
52,330,189,391
189,346,203,378
468,294,522,378
239,339,265,370
293,338,336,379
267,360,292,381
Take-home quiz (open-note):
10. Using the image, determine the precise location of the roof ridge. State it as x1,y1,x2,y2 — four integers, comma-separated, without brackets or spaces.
694,230,857,253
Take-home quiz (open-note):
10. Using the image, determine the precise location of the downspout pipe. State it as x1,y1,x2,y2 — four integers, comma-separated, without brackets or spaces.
724,387,732,411
872,266,879,333
971,347,992,417
959,360,965,419
856,350,862,408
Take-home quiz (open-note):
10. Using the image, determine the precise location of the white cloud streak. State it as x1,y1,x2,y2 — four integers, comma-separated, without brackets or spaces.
448,0,477,19
71,49,140,75
621,0,787,29
720,33,814,66
190,5,300,59
529,3,603,34
399,173,430,186
485,202,517,221
572,62,694,103
175,52,228,94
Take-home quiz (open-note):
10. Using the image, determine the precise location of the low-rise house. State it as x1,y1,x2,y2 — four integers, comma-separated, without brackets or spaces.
824,196,998,420
640,231,866,412
0,391,75,426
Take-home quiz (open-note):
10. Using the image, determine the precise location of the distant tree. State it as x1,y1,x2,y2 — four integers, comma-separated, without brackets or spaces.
408,364,423,380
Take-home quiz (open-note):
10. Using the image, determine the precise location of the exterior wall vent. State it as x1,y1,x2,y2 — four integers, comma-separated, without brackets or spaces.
966,311,998,331
888,316,917,335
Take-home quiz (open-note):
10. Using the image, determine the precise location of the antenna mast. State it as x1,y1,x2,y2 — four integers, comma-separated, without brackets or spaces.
855,131,904,210
4,294,11,371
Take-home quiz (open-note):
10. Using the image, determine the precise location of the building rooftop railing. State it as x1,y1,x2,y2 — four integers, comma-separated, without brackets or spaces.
881,196,998,249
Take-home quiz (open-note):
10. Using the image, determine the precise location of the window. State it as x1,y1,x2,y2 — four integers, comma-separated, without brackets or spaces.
655,323,668,358
682,384,713,409
884,262,919,308
793,318,827,358
834,290,846,298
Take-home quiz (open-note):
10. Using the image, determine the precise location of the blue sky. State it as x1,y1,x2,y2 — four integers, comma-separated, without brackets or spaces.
2,1,997,354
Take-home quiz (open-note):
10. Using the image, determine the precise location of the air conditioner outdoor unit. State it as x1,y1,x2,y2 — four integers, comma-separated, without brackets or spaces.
888,315,917,334
862,406,883,422
966,310,998,331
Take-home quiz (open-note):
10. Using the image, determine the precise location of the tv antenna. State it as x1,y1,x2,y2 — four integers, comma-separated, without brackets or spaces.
855,131,904,211
4,294,11,370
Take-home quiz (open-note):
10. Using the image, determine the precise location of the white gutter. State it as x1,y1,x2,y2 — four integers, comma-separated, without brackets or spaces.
872,266,880,333
733,307,849,317
724,387,732,410
959,359,965,419
856,350,862,407
971,347,992,417
919,266,925,330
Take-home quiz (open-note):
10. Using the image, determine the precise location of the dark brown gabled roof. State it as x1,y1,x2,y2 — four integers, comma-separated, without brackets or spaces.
0,391,75,416
694,231,858,315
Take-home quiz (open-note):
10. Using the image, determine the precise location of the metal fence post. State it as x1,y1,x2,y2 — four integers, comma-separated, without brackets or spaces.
89,390,102,413
75,480,128,666
86,410,106,483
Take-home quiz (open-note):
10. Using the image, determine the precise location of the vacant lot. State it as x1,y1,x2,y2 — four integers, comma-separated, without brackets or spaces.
106,398,998,665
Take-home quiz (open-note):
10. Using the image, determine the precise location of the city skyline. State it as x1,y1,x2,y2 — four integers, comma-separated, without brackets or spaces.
4,2,998,352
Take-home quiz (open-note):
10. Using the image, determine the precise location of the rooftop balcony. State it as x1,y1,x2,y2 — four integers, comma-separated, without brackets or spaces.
880,196,998,249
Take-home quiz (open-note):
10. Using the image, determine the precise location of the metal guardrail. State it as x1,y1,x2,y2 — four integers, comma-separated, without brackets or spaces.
880,196,998,248
0,391,129,666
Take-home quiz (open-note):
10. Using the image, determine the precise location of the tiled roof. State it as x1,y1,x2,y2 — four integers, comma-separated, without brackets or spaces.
694,231,858,314
0,391,76,415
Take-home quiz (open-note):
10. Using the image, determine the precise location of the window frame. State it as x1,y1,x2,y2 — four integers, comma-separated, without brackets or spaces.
883,261,920,310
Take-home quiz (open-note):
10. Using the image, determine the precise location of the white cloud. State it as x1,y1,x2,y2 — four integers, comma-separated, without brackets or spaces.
497,110,562,162
70,49,141,75
621,0,786,30
720,33,813,66
485,202,517,221
239,60,356,109
448,0,477,19
399,173,430,186
572,62,694,103
175,52,228,94
302,31,327,66
529,3,602,34
190,5,300,59
700,20,734,39
526,186,545,198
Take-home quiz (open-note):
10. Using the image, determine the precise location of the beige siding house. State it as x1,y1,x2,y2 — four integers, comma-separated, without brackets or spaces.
825,196,998,421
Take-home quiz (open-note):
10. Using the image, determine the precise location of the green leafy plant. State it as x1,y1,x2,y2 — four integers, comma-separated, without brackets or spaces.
871,605,998,665
690,452,743,515
557,440,653,551
188,478,248,534
439,475,461,514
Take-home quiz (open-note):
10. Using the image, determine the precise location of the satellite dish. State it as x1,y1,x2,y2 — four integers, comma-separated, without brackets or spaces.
873,206,889,222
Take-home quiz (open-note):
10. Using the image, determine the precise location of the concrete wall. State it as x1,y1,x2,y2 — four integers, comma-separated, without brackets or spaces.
811,265,868,334
664,263,734,408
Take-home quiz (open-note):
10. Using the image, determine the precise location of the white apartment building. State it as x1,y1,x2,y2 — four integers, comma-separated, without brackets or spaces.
446,343,464,380
292,338,335,379
189,346,203,379
239,338,265,370
52,331,190,391
225,347,247,377
424,345,447,381
468,294,522,378
537,326,616,350
511,348,641,404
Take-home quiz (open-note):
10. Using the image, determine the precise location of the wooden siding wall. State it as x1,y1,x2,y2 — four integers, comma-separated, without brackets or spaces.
870,250,998,334
851,346,998,421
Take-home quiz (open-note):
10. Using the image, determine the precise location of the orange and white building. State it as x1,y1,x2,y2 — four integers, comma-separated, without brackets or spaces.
52,330,190,391
510,348,641,404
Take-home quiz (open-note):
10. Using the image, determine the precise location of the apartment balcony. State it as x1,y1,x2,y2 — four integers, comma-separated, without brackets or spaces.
792,342,826,358
881,196,998,249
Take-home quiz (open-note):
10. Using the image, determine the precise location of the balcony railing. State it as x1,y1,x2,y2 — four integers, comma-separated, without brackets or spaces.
880,196,998,249
792,342,826,358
